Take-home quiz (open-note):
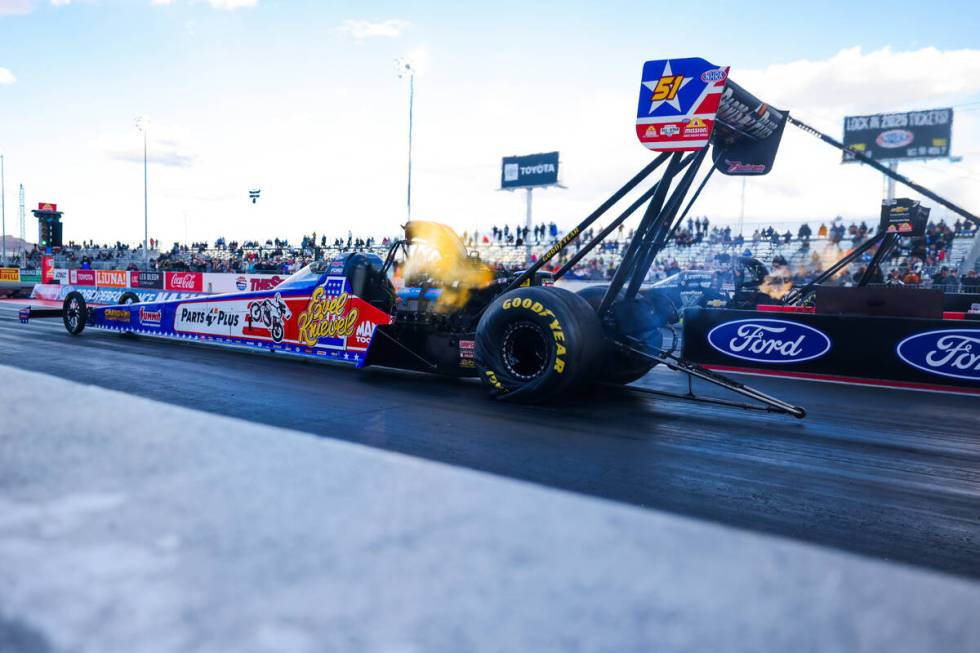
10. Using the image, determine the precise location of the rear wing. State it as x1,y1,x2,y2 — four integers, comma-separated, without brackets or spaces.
635,57,787,176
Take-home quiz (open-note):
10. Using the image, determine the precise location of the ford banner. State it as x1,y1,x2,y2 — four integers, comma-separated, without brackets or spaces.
684,308,980,392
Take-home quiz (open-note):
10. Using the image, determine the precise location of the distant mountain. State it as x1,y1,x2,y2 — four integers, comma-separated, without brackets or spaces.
1,236,34,252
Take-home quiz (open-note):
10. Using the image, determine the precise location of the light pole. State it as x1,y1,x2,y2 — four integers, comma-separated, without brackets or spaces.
136,116,149,269
396,58,415,222
1,153,6,266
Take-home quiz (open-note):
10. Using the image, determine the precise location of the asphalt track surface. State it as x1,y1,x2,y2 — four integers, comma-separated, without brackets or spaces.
2,300,978,579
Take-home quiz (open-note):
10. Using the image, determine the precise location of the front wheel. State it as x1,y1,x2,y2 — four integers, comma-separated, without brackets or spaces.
63,291,88,336
475,286,603,402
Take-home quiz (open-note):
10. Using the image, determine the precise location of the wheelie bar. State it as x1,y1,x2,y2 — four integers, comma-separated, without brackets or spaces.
616,340,807,418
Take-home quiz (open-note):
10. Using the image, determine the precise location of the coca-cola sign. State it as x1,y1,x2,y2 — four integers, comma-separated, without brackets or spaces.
707,318,831,364
165,271,203,292
897,329,980,381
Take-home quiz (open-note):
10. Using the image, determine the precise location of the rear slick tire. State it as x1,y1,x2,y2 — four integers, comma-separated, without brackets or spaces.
475,286,603,403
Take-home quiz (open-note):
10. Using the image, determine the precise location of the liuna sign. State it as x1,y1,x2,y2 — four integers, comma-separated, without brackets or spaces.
684,308,980,392
501,151,559,189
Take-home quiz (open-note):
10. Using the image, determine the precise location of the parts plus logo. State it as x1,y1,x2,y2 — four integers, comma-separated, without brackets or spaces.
897,329,980,381
707,319,831,364
175,303,240,334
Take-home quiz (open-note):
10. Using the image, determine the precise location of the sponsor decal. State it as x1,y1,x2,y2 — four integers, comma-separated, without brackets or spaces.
131,271,163,289
38,202,57,211
0,267,20,283
643,125,659,138
104,308,131,323
707,318,832,364
459,339,475,350
95,270,128,288
660,124,680,137
249,275,284,291
724,160,767,174
246,292,292,342
52,269,70,284
236,276,248,291
896,329,980,381
41,257,55,283
138,306,162,326
297,286,359,347
354,319,377,346
876,129,914,149
71,269,96,286
683,117,709,138
175,303,241,334
700,68,728,83
166,272,203,292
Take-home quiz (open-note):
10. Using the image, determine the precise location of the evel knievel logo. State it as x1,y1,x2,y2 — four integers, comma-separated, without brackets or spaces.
897,329,980,381
707,318,831,364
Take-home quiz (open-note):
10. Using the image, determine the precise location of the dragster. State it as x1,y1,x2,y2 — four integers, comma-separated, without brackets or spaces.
21,56,812,417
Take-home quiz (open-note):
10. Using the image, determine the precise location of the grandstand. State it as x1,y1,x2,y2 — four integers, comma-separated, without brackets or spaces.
13,219,980,292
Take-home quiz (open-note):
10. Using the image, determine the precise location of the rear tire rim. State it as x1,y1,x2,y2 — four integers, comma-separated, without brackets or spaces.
501,321,549,381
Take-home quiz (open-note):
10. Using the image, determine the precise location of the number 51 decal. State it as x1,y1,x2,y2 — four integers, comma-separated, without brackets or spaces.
651,75,684,101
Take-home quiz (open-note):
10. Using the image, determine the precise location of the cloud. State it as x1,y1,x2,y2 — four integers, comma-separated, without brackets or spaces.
151,0,174,5
206,0,256,9
50,0,70,6
101,124,197,168
738,46,980,117
339,19,411,39
0,67,14,84
0,0,33,16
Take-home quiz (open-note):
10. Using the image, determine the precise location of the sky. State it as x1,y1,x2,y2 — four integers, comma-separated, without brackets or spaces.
2,0,980,247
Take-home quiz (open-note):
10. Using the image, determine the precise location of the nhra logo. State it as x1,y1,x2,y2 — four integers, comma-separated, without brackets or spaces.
700,68,727,83
354,320,376,345
876,129,914,149
707,318,831,364
236,276,247,291
138,306,162,326
660,124,680,137
896,329,980,381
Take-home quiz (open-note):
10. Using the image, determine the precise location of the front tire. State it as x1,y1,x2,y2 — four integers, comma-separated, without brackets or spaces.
475,286,603,402
63,291,88,335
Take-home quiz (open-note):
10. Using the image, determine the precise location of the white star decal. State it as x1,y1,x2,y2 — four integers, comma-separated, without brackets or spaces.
642,60,691,114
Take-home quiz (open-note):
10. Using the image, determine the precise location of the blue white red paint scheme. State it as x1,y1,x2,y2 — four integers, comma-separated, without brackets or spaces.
635,57,729,152
22,261,392,368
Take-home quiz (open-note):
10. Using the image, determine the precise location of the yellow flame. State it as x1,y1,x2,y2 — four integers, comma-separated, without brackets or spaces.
401,221,494,311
